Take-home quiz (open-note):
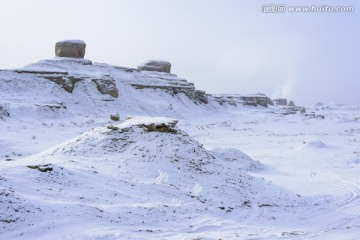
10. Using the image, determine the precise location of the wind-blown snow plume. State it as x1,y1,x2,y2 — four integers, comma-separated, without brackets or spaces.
272,76,296,99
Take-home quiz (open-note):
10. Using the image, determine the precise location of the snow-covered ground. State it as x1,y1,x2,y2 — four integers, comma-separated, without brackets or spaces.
1,59,360,239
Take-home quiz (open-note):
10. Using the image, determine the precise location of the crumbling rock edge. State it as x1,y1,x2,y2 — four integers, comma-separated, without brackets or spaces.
107,117,179,134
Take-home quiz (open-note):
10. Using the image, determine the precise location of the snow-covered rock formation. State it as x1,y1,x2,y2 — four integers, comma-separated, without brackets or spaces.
55,40,86,58
0,40,213,117
137,60,171,73
213,93,273,107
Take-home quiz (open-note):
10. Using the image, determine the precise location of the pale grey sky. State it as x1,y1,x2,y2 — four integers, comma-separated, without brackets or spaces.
1,0,359,104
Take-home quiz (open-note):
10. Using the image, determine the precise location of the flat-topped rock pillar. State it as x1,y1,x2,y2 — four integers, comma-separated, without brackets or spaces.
55,40,86,58
137,60,171,73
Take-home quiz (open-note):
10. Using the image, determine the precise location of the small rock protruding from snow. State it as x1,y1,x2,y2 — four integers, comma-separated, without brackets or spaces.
137,60,171,73
0,105,10,120
110,113,120,121
55,40,86,58
137,120,178,133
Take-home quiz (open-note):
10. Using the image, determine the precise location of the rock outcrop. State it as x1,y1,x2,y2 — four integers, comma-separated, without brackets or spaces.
194,90,209,104
213,94,272,107
92,78,119,98
288,100,296,106
137,120,178,134
110,113,120,121
55,40,86,58
0,105,10,120
129,70,208,104
12,68,118,98
137,60,171,73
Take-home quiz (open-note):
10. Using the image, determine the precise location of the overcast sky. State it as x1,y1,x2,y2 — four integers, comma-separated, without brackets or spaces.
1,0,359,104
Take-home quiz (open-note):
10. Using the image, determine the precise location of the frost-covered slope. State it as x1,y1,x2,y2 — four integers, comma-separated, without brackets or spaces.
0,117,306,239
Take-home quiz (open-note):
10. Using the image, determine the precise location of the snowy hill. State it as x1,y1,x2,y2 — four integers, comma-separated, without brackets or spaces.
1,117,308,239
1,42,360,239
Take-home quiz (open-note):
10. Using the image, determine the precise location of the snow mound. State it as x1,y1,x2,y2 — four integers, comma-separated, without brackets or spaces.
0,117,306,238
301,140,329,149
48,117,205,159
210,147,264,171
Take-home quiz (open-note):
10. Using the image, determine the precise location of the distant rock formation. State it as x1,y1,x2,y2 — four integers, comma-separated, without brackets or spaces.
271,98,308,115
138,60,171,73
288,100,296,106
55,40,86,58
213,94,273,107
282,106,306,115
273,98,287,106
304,113,324,119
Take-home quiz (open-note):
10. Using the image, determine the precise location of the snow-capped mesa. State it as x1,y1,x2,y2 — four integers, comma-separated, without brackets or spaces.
1,40,359,239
